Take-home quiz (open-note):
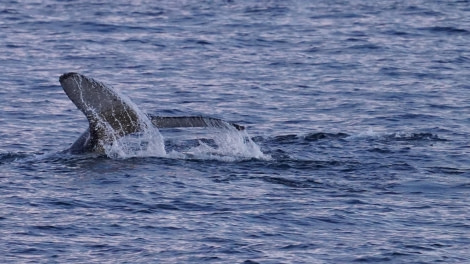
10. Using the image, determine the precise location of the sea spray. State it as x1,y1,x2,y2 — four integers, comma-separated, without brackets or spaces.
180,125,271,161
102,125,166,159
100,106,166,159
71,75,266,160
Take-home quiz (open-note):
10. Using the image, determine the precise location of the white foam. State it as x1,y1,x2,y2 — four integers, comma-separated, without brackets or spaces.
179,128,271,161
102,125,166,159
109,125,270,161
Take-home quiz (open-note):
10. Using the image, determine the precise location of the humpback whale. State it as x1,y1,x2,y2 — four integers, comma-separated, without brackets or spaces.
59,72,244,154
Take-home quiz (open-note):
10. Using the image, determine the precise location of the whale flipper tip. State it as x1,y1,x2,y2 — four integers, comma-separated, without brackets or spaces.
59,72,79,83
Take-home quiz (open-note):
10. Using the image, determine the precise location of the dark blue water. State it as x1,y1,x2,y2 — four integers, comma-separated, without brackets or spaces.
1,0,470,263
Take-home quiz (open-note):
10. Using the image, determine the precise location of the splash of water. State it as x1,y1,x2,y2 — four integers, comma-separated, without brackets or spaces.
98,97,166,159
173,126,271,161
108,118,270,161
102,125,166,159
71,74,268,161
95,98,267,161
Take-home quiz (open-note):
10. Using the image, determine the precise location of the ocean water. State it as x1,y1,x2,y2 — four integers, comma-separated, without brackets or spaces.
1,0,470,263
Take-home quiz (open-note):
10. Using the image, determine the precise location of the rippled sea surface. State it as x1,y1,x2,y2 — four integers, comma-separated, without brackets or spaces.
1,0,470,263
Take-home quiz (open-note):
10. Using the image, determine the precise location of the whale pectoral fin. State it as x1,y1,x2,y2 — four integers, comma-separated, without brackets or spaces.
149,116,245,131
60,72,143,136
60,72,149,153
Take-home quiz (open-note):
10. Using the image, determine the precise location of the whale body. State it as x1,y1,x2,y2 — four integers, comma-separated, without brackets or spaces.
59,72,244,154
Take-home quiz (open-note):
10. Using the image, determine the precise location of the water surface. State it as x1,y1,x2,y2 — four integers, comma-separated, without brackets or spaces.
1,0,470,263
